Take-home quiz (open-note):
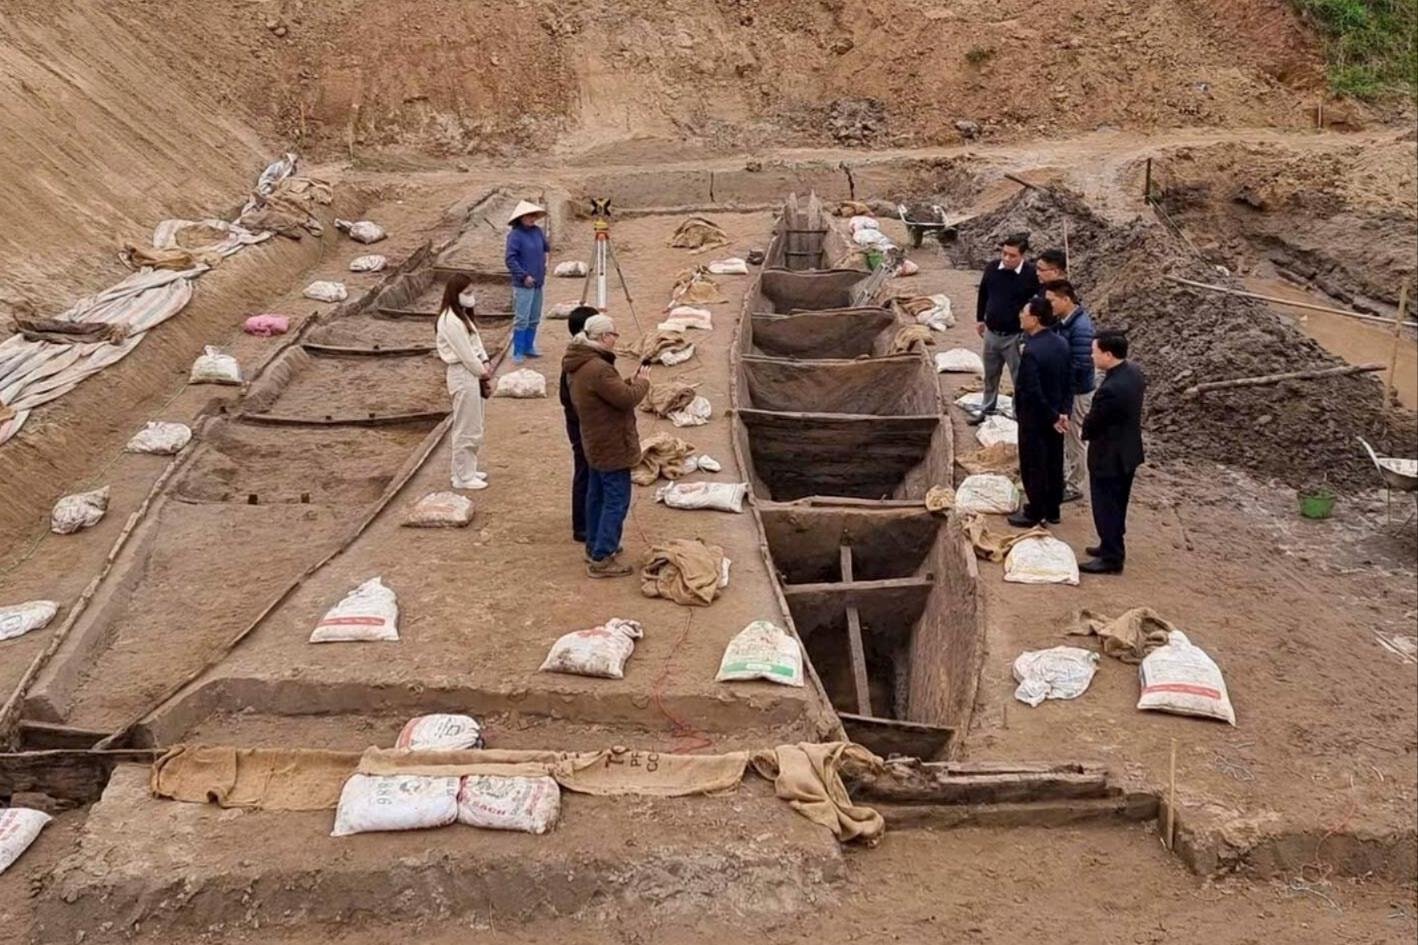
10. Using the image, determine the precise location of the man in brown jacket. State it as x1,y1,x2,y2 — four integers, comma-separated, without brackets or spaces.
562,314,651,577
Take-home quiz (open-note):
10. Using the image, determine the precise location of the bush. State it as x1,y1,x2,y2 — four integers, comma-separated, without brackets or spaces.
1293,0,1417,100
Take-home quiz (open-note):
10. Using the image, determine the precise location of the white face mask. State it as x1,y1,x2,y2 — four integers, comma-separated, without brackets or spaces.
458,290,476,309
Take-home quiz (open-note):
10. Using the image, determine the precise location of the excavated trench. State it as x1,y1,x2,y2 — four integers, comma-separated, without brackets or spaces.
732,195,982,760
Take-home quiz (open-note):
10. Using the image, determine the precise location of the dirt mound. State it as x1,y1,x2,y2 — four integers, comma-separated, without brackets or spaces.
951,187,1417,489
1151,137,1418,314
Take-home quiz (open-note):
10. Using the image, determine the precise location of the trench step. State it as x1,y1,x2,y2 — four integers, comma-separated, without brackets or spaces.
36,766,844,941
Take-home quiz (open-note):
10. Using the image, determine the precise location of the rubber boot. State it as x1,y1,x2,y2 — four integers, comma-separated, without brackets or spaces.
525,322,543,358
511,328,527,364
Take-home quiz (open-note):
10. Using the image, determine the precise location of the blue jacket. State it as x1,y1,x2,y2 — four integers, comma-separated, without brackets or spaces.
1055,304,1096,394
505,225,550,288
1015,328,1073,426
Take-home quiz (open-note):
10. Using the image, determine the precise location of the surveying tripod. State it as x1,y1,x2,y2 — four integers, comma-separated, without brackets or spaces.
578,198,643,334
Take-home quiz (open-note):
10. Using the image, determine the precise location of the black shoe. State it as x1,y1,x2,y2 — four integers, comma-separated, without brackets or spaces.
1085,545,1102,557
1079,558,1124,575
573,533,586,543
1046,515,1061,525
1061,489,1083,504
1007,511,1041,528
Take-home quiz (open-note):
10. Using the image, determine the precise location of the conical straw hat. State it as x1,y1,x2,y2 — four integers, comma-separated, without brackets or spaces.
506,200,547,226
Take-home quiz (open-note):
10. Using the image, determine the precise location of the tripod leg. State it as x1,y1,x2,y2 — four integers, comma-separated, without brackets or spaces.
606,241,644,335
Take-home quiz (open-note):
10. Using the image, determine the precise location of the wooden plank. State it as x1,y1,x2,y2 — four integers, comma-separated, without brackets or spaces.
0,750,158,802
1183,363,1383,397
841,713,954,761
739,407,940,427
302,343,436,357
783,576,936,598
852,768,1114,805
878,794,1159,830
17,721,111,751
840,545,872,717
238,409,448,427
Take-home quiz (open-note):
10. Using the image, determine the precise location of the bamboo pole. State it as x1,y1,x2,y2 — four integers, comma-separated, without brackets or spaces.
1062,219,1071,270
1387,280,1410,411
1165,275,1418,327
1184,363,1384,398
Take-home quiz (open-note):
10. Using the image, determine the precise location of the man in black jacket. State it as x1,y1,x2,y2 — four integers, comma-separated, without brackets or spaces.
969,235,1039,425
1008,297,1072,528
558,305,599,543
1080,331,1146,574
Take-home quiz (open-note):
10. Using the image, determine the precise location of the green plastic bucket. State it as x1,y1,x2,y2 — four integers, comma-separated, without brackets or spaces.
1298,487,1336,520
865,249,884,270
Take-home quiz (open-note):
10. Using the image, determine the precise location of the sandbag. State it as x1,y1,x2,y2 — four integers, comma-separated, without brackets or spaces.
335,219,387,244
549,301,579,319
539,618,644,679
189,346,242,385
660,343,695,366
396,714,484,751
349,254,388,272
51,487,109,535
1137,630,1236,725
716,621,804,687
243,314,290,337
956,391,1013,414
125,421,192,455
309,577,399,643
1013,646,1099,707
1004,535,1080,586
669,395,712,428
330,774,459,837
954,474,1019,514
493,368,548,398
0,809,51,875
694,454,722,473
403,491,475,527
935,348,984,374
662,305,713,331
553,261,587,277
457,775,561,834
655,481,747,513
707,257,748,275
976,414,1019,448
303,281,348,303
0,600,58,643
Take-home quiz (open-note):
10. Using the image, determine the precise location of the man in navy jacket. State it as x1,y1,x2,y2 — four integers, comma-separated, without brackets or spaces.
1009,297,1073,528
1043,280,1096,502
1080,331,1147,574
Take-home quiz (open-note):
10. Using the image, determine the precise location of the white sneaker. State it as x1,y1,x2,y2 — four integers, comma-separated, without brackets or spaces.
454,479,489,491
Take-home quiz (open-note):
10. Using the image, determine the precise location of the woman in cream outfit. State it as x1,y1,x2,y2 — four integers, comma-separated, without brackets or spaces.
435,274,491,490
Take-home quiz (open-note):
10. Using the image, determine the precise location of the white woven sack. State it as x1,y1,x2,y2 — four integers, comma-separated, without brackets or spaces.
539,618,644,679
189,346,242,385
707,258,748,275
669,395,712,428
457,775,561,834
51,487,110,535
1013,646,1099,706
1004,536,1079,586
395,714,484,751
494,369,547,398
331,774,459,837
349,254,387,272
655,481,746,513
0,809,51,875
955,391,1014,414
1137,630,1237,725
125,421,192,455
335,219,387,244
976,414,1019,448
403,491,475,527
934,348,984,374
303,281,348,302
716,621,803,687
309,577,399,643
954,474,1019,514
553,261,587,277
0,601,58,642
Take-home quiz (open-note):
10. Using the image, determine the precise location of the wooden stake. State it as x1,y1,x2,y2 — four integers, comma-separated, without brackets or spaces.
1062,218,1071,270
839,544,872,718
1144,158,1153,204
1386,280,1409,417
1184,363,1384,397
1166,738,1178,851
1165,275,1417,327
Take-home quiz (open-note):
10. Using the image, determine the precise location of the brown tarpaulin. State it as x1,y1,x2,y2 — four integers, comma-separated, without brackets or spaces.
14,316,130,345
640,538,726,606
956,442,1021,476
640,381,699,417
959,512,1049,562
889,324,934,355
631,432,697,485
1066,607,1176,663
120,244,224,272
751,742,885,845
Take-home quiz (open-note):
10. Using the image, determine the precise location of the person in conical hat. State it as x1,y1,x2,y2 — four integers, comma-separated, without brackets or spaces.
504,200,551,363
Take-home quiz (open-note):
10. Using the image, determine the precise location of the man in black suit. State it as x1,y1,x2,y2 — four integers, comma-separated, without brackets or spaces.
1080,331,1146,574
1008,297,1072,528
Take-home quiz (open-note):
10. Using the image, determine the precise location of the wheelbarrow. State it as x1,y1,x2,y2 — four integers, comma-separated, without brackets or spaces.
897,203,958,249
1358,437,1418,523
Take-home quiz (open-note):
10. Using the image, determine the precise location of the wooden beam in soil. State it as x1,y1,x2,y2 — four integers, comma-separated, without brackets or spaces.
1165,275,1417,327
878,794,1160,830
238,409,449,427
839,545,872,717
302,343,436,357
851,764,1114,805
841,713,954,761
1183,363,1383,398
0,750,158,803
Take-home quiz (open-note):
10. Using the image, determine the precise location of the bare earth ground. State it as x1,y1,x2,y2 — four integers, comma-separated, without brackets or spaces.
0,140,1414,943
